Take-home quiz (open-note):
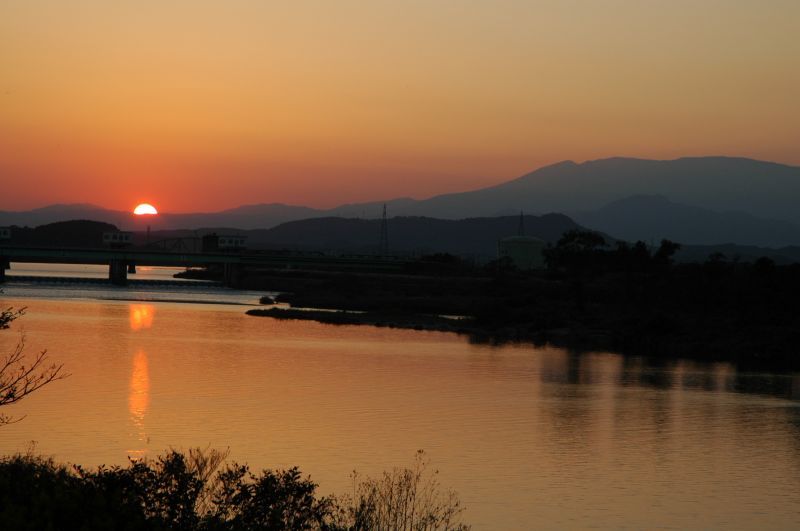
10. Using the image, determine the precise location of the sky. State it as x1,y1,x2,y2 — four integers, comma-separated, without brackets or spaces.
1,0,799,212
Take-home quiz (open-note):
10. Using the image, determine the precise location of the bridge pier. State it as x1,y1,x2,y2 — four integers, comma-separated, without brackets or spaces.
223,263,243,288
109,260,128,286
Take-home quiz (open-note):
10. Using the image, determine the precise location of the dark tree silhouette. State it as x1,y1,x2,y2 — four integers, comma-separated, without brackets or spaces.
543,229,608,273
653,239,681,266
555,229,607,252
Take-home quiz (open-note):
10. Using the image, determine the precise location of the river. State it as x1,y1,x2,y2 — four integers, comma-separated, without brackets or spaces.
1,264,799,529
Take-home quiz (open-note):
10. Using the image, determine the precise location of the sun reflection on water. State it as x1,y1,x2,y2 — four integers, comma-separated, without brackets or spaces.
129,304,154,331
127,304,155,457
127,349,150,457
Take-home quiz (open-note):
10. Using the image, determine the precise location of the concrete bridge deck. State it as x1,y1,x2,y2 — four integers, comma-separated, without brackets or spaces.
0,245,406,286
4,274,221,289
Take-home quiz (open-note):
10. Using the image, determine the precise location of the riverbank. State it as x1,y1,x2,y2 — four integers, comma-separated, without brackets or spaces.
246,307,473,334
241,261,800,371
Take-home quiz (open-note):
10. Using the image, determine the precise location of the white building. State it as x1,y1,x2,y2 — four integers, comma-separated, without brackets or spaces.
218,235,246,249
103,231,133,246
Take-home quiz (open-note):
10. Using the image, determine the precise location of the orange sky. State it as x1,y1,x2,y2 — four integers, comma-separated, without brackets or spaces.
1,1,798,212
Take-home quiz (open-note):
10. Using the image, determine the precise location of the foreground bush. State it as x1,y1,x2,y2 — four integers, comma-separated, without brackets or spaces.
331,450,469,531
0,448,469,531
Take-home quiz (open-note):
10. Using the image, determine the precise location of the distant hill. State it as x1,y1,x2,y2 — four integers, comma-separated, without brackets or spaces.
243,214,583,256
6,220,118,247
143,218,800,265
573,195,800,247
7,216,796,264
143,214,583,257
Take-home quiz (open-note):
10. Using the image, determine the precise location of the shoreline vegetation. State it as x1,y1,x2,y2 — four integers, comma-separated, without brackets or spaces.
0,448,469,531
180,230,800,371
246,307,471,335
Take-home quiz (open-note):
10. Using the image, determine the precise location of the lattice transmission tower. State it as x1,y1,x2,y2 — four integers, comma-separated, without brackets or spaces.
379,203,389,256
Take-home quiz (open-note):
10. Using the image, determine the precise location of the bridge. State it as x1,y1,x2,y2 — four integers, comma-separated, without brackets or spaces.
0,246,406,287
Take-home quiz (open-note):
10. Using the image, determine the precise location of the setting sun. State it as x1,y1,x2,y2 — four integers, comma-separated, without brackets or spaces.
133,203,158,215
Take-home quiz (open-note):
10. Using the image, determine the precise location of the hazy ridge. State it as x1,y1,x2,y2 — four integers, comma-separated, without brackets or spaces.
2,156,799,248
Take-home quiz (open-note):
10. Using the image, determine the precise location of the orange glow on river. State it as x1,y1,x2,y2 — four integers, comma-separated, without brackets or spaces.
128,349,150,457
129,304,154,331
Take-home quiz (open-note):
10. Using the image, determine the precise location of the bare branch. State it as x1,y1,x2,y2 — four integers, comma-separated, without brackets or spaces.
0,308,68,426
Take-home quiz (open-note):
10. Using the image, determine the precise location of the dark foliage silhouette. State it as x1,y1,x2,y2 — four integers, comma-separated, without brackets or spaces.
0,449,470,530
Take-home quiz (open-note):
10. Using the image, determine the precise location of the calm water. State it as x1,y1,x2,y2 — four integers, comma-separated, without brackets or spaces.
1,266,800,529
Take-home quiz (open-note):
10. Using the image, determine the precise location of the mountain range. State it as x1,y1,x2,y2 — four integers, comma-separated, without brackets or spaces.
369,156,800,222
2,156,799,248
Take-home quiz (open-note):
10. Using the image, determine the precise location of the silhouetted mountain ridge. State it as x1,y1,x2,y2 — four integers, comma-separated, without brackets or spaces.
355,156,800,223
2,156,799,247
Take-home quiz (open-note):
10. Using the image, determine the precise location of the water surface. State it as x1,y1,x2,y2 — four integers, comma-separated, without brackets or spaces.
1,271,799,529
